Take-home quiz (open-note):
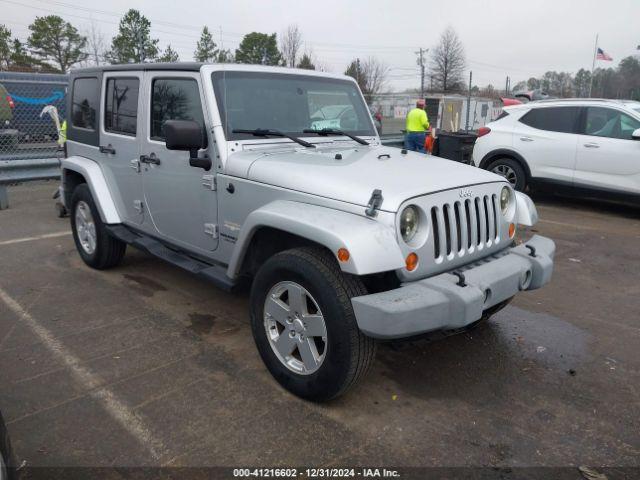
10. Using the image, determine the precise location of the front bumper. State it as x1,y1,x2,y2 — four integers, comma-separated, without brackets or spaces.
351,235,555,339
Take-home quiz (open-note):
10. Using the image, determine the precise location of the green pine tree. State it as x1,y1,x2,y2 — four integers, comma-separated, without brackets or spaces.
27,16,87,72
158,44,179,62
194,26,218,62
108,9,159,64
235,32,282,66
297,53,315,70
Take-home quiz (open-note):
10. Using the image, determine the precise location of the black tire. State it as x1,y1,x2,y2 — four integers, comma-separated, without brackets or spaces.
250,247,377,402
486,157,527,192
0,410,17,480
70,183,126,270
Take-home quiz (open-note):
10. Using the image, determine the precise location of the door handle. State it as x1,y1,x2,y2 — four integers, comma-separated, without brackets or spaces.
584,143,600,148
520,137,534,142
140,153,161,165
99,144,116,154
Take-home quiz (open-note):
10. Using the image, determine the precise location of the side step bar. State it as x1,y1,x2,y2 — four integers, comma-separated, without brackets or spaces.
106,225,236,292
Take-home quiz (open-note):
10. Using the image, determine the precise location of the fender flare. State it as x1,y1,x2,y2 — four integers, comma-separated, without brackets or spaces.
61,156,121,224
227,200,405,278
515,191,539,227
479,148,532,179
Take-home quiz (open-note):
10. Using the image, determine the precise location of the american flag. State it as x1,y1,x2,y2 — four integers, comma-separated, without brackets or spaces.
596,47,613,61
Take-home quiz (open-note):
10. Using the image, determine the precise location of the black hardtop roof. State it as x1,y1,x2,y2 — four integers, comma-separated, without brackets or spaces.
70,62,204,76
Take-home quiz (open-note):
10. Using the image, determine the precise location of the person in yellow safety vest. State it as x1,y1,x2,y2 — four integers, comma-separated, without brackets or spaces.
58,120,67,147
404,99,430,153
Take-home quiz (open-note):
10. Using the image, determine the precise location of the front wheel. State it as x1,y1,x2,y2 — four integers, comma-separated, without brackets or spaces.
250,247,377,402
70,184,126,270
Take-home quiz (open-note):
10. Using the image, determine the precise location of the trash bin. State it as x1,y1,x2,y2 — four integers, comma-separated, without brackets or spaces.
433,131,477,164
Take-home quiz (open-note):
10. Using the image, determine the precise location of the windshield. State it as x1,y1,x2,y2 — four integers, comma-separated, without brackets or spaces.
212,71,376,141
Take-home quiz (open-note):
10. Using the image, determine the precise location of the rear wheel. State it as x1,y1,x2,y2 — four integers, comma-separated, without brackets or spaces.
487,157,527,191
71,184,126,269
250,247,377,401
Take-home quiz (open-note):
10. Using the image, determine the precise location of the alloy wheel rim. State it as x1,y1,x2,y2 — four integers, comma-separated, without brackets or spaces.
492,164,518,186
263,281,327,375
75,200,97,255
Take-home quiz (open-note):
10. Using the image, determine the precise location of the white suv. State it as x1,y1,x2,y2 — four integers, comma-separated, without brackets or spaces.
473,99,640,202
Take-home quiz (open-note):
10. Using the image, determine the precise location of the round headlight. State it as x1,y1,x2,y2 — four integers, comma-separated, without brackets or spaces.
500,186,512,215
400,206,419,242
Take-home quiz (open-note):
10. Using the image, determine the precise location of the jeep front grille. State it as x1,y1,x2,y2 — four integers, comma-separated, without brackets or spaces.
430,194,500,263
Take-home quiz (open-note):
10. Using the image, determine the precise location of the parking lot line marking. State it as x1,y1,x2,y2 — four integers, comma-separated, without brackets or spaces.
12,331,179,385
538,218,604,231
0,324,16,351
0,231,70,246
0,313,146,354
0,286,167,461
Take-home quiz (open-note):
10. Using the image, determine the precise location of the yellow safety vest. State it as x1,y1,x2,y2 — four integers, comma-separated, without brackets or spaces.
406,108,430,132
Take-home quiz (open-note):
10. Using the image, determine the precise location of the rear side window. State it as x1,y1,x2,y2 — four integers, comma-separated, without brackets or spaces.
584,107,640,140
519,106,580,134
71,78,98,130
150,78,204,141
105,77,139,136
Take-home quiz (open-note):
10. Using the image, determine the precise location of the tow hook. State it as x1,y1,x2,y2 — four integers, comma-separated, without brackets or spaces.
452,271,467,287
525,245,537,257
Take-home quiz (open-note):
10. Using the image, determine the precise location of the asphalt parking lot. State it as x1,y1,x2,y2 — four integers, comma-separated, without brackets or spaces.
0,182,639,477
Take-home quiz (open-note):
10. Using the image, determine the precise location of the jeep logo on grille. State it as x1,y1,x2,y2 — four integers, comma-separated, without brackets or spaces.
459,188,473,198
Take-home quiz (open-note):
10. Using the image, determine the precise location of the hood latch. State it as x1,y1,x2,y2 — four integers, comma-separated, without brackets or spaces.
365,189,384,217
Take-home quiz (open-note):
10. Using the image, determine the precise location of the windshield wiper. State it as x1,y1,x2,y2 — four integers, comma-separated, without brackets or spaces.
303,128,370,146
232,128,315,148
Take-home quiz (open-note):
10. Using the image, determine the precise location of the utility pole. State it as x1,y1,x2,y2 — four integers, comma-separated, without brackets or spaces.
505,75,510,96
415,48,427,99
137,30,144,63
465,70,472,132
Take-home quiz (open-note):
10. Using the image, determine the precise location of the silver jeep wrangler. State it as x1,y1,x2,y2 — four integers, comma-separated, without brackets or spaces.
61,63,554,401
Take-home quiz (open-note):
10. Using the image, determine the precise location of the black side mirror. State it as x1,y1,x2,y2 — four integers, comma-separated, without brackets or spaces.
163,120,211,170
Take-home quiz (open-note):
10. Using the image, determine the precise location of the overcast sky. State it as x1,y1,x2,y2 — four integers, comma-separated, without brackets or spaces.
5,0,640,90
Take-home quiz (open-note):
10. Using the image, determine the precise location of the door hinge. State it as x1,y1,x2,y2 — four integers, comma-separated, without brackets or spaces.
133,200,144,213
202,174,217,191
204,223,219,238
130,158,141,173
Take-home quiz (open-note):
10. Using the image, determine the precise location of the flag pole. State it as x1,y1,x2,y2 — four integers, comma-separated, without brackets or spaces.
588,33,599,98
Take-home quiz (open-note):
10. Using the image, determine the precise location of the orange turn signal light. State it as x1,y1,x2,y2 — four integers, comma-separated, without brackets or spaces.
405,252,419,271
509,223,516,238
337,248,350,262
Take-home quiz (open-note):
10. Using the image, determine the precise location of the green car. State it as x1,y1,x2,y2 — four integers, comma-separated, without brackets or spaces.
0,82,19,151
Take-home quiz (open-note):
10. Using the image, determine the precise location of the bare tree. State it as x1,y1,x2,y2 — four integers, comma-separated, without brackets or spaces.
280,24,302,68
429,26,466,92
345,57,389,104
84,21,105,66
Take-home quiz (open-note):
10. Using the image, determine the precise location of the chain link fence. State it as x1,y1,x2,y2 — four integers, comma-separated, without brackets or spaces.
0,71,68,161
0,71,68,209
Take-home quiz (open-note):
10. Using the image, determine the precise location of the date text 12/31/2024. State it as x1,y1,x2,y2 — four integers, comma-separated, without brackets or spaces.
233,468,401,478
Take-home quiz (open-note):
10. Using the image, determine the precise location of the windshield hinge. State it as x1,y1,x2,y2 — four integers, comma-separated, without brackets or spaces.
202,174,216,191
204,223,219,239
365,189,384,217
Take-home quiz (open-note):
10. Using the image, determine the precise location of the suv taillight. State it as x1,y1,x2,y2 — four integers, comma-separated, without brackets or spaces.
477,126,491,137
6,95,14,109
